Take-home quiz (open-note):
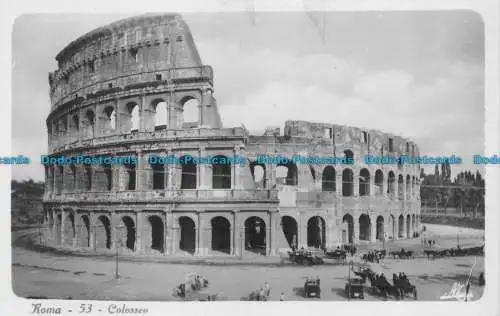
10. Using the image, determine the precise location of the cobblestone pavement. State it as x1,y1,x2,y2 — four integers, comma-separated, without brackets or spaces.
12,224,485,301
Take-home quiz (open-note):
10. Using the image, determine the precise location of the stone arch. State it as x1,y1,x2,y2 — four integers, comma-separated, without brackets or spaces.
102,106,116,132
412,176,416,198
101,164,112,191
95,215,111,250
180,96,199,125
148,215,164,253
359,168,370,196
180,155,197,189
281,216,298,249
69,165,77,192
387,171,396,197
71,114,79,141
124,162,136,190
63,212,76,247
322,165,336,192
358,214,371,241
375,169,383,196
307,216,326,249
54,213,62,245
406,175,411,200
79,214,90,248
211,216,231,254
398,214,405,238
84,165,92,191
249,161,266,188
276,161,298,186
244,216,266,255
151,99,168,130
398,174,404,200
151,160,166,190
119,216,136,251
344,150,354,162
376,215,384,240
55,166,64,195
406,214,411,238
342,168,354,196
342,213,354,244
212,155,231,189
126,102,140,132
179,216,196,254
85,109,95,138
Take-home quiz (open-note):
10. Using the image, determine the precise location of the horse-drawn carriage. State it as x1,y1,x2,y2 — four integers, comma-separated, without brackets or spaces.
389,249,414,259
304,277,321,298
172,273,209,298
324,248,347,261
289,249,324,265
393,275,417,299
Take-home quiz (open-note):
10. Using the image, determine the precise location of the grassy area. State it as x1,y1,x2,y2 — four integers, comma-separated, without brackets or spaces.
421,215,484,230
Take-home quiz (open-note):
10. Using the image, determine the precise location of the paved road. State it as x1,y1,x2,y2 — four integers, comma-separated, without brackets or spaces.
11,224,485,301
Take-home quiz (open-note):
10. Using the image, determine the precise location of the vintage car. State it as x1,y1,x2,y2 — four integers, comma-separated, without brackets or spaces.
344,277,365,299
304,277,321,298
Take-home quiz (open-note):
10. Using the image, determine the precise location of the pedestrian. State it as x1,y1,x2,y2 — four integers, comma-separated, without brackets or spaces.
264,281,271,297
280,292,285,301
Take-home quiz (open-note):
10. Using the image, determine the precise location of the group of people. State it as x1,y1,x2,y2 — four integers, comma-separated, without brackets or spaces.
252,281,286,301
423,239,437,248
392,272,410,286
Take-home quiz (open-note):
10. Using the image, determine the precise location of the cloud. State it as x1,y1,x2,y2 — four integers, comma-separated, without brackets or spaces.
199,40,483,177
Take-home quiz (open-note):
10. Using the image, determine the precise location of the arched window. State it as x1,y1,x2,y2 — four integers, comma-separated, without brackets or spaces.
342,169,353,197
154,101,168,130
127,103,140,132
322,166,336,192
375,170,383,196
182,97,199,125
359,168,370,196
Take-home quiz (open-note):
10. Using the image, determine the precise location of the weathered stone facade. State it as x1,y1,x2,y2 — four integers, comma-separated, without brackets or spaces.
43,14,421,257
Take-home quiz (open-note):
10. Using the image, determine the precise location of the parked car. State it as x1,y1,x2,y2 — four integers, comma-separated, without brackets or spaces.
345,277,365,299
304,277,321,298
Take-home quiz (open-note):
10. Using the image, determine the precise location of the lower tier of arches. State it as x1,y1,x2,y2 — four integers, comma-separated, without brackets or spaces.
42,208,421,256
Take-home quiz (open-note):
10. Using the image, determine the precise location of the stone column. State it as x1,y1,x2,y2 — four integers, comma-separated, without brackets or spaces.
112,165,120,191
353,171,359,197
135,212,143,253
370,215,377,242
89,214,96,251
233,145,243,190
198,146,209,189
73,214,79,248
232,210,240,256
165,211,174,255
382,174,388,198
60,211,66,247
353,215,360,244
267,210,278,256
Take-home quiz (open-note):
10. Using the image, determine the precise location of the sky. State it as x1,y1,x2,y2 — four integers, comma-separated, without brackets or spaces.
11,11,484,181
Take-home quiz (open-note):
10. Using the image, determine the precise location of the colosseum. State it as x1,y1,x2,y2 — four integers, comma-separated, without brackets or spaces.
42,14,421,257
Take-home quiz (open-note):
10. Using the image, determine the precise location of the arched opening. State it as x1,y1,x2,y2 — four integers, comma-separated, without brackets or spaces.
124,163,136,190
281,216,298,249
406,214,411,238
398,175,404,200
342,214,354,244
211,217,231,254
249,161,266,188
85,110,95,138
398,215,405,238
95,215,111,250
102,164,112,191
359,168,370,196
182,97,199,124
70,165,77,192
358,214,371,241
376,216,384,240
212,155,231,189
120,216,136,251
79,215,90,248
63,213,75,246
406,175,411,200
307,216,326,249
244,216,266,255
127,103,140,132
342,169,354,196
276,161,298,185
180,155,197,189
344,150,354,162
151,163,165,190
55,166,63,195
412,176,416,198
153,100,168,130
387,171,396,197
85,165,92,191
71,115,79,140
103,106,116,132
149,215,164,253
375,170,383,196
179,216,196,254
322,166,336,191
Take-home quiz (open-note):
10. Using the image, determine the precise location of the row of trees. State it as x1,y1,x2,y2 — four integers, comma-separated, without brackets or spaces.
420,162,485,217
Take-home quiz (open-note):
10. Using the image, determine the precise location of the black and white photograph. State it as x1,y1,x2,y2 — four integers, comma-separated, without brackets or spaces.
3,0,499,314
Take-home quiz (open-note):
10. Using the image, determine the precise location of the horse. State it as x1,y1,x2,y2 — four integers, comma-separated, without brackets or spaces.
367,274,401,299
393,278,417,300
